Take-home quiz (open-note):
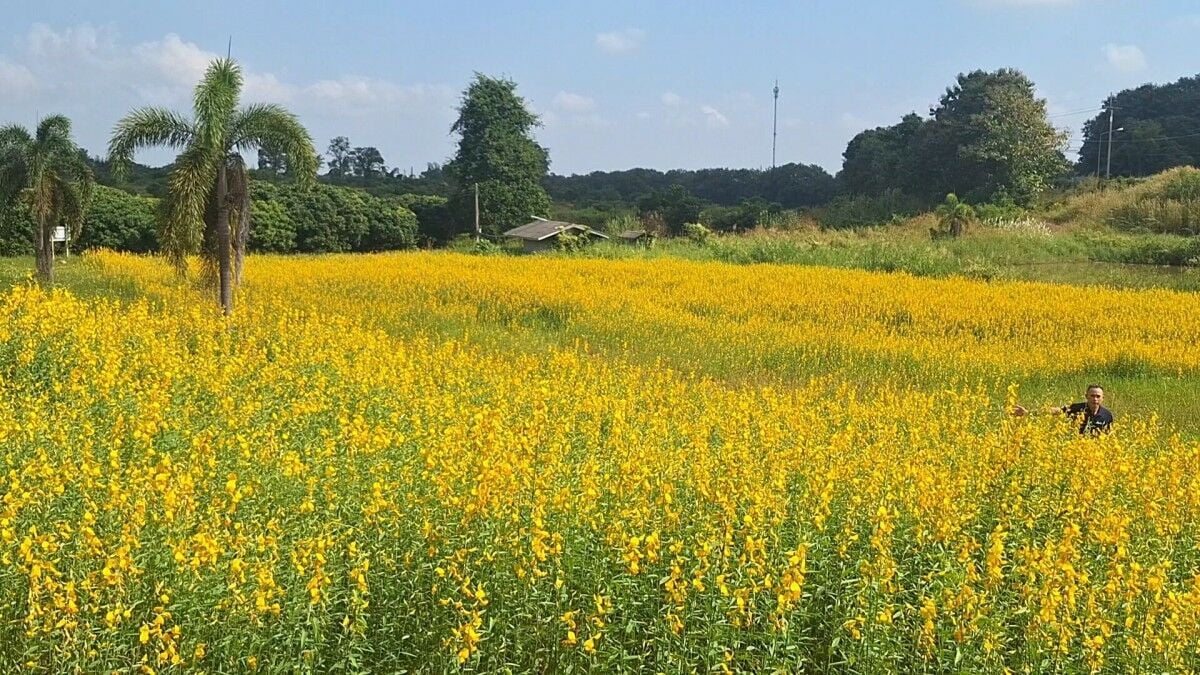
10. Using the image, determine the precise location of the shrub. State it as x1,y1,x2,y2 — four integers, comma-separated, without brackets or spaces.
814,190,923,229
77,185,160,253
681,222,712,244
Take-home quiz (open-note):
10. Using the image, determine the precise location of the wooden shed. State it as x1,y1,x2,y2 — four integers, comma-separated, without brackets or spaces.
502,220,609,253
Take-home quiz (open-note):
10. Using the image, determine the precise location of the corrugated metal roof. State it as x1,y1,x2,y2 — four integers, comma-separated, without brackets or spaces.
618,229,648,239
503,220,609,241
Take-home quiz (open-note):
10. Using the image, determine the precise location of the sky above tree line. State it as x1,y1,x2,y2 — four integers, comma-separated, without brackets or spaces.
2,1,1197,176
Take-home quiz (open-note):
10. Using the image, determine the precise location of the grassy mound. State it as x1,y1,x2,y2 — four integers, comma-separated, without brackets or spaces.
1047,167,1200,235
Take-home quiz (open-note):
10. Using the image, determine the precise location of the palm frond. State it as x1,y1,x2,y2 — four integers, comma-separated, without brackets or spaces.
193,59,242,153
0,124,33,150
226,154,252,285
160,147,216,272
107,108,196,178
0,125,33,206
227,104,319,184
35,115,72,145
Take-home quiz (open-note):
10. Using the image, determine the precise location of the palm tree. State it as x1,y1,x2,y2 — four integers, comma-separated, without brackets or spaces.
935,193,975,238
0,116,93,286
108,58,317,315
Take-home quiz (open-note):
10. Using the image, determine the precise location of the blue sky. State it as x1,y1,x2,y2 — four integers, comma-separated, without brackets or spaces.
2,1,1198,175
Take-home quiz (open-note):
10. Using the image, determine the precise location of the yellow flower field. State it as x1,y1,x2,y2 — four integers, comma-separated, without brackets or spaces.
1,251,1198,672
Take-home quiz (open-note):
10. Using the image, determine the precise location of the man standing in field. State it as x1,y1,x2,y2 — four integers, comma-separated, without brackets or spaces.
1012,384,1114,435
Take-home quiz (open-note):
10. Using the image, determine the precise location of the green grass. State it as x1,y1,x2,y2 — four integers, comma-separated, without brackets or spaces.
0,256,144,302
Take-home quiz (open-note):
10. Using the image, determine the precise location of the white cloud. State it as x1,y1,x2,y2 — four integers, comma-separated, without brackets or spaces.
1104,43,1147,72
552,91,595,113
700,105,729,129
0,23,460,170
595,28,645,54
133,34,214,88
660,91,682,107
0,59,36,93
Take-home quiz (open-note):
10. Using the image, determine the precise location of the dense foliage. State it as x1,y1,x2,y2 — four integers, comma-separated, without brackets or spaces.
76,185,159,252
544,163,837,210
840,69,1069,206
248,181,417,253
1077,74,1200,178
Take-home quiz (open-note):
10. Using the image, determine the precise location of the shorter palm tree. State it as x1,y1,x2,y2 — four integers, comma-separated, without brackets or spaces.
935,193,974,238
0,116,93,286
109,58,317,315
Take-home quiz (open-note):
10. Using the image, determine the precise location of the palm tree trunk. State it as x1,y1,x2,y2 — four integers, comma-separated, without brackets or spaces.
233,211,245,287
35,213,54,287
216,163,233,316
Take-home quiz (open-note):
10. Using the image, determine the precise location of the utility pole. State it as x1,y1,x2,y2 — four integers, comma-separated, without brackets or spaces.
771,80,780,170
474,183,481,243
1105,106,1116,180
1095,101,1115,181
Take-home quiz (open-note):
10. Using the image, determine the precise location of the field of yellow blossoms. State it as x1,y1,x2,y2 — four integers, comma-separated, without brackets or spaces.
1,250,1198,672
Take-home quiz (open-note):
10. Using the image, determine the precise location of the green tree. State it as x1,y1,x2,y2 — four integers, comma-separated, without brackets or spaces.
935,193,975,238
447,74,551,236
0,115,93,285
349,146,387,178
839,113,926,197
109,58,318,315
1077,76,1200,177
325,136,352,177
923,69,1069,204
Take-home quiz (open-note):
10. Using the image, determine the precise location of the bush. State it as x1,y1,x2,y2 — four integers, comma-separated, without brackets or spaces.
249,182,417,254
2,185,159,255
77,185,159,253
0,202,34,256
681,222,712,244
395,194,454,244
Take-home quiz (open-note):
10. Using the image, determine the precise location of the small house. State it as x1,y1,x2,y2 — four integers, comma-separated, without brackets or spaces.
502,219,609,253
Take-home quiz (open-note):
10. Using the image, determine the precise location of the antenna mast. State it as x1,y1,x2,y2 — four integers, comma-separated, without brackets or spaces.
771,80,780,170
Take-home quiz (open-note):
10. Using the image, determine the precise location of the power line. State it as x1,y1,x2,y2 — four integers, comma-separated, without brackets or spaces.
1046,106,1104,119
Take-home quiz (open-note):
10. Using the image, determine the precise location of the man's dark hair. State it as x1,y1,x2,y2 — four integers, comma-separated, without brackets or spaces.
1086,383,1104,393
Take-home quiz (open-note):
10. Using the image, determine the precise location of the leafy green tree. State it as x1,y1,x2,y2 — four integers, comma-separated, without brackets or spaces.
447,74,551,236
839,113,926,197
935,193,975,238
0,115,93,285
109,58,318,315
349,146,387,178
923,69,1068,204
325,136,352,177
1077,76,1200,177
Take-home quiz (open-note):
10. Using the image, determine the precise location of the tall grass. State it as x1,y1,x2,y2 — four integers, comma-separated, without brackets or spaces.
1048,167,1200,234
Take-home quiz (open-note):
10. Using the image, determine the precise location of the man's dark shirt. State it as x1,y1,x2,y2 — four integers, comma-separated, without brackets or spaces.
1061,403,1114,435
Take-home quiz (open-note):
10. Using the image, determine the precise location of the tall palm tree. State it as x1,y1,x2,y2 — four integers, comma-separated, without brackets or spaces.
0,115,93,286
108,58,317,315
